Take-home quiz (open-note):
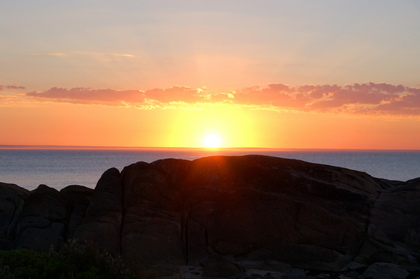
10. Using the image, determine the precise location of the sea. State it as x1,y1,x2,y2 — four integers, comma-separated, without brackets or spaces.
0,147,419,190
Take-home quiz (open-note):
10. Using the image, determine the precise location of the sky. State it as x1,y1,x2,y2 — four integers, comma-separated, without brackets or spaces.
1,0,420,149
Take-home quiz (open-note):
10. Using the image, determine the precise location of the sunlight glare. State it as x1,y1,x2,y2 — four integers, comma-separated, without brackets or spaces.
202,133,222,148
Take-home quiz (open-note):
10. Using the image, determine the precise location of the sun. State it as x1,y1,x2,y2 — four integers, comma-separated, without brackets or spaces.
202,133,222,148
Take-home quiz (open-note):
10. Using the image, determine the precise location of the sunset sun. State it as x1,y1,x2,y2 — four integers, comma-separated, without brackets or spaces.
202,133,222,149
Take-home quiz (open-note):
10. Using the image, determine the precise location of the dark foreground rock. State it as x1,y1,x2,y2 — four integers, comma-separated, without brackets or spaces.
1,155,419,278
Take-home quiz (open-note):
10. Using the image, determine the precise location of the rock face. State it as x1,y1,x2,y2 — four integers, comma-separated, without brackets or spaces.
73,167,122,254
1,155,419,277
0,183,29,249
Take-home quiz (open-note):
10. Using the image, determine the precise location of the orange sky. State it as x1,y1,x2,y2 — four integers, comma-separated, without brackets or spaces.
1,89,420,149
1,1,420,149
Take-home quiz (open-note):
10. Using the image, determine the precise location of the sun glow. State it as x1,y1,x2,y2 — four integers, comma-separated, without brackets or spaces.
165,105,258,148
202,133,222,148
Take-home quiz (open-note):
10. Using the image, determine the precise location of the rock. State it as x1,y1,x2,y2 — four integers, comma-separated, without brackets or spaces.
0,183,30,249
60,185,93,238
72,168,123,254
120,162,184,271
1,155,420,277
179,156,375,271
279,268,308,279
344,270,362,279
368,181,420,245
342,261,366,278
357,179,420,269
202,255,244,278
261,260,293,273
346,261,366,270
362,262,410,279
178,265,203,279
16,184,69,250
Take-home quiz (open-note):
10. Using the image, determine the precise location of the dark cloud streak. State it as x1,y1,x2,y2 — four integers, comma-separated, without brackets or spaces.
0,85,26,90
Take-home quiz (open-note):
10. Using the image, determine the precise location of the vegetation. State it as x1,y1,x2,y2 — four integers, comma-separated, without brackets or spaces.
0,240,141,279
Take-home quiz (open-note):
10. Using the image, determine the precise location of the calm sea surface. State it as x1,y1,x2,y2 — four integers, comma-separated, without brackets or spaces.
0,148,419,190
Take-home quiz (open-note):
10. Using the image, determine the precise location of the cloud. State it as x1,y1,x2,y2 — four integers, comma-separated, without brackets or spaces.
26,87,145,106
144,86,202,103
233,83,309,108
29,51,139,61
0,85,25,90
307,83,404,109
30,52,68,57
26,86,209,107
24,83,420,116
375,87,420,115
232,82,420,115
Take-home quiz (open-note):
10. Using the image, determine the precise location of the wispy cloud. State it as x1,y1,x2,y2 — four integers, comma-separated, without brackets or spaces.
26,88,145,106
0,85,28,106
25,86,207,107
29,51,139,61
25,83,420,116
29,52,68,57
0,84,26,90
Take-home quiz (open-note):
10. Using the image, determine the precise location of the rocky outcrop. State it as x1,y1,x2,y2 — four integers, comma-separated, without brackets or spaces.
0,155,419,278
73,167,122,254
121,161,185,270
16,184,70,250
0,183,29,249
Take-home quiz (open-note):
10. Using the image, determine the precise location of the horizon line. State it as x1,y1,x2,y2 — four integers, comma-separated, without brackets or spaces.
0,145,419,152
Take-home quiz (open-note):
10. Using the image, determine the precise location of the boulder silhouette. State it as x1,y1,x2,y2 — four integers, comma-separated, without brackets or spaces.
0,155,419,277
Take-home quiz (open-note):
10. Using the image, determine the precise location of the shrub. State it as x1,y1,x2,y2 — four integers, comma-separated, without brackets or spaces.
0,240,141,279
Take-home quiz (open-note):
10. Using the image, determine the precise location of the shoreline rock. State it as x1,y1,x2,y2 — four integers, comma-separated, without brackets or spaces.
1,155,419,278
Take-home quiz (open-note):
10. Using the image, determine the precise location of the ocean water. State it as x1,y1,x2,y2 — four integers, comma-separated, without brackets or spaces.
0,148,419,190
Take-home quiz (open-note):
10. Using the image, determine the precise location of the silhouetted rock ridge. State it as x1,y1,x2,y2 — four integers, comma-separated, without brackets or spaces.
1,155,419,278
